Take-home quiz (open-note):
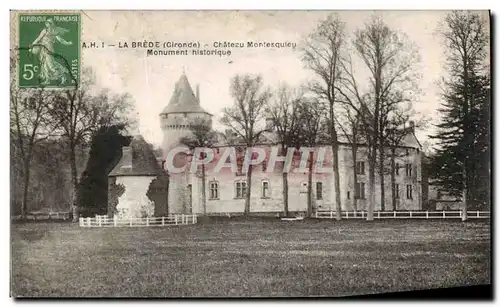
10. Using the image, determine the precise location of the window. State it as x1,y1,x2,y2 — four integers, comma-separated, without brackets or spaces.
209,181,219,200
355,182,366,199
395,163,400,175
406,185,413,200
394,184,399,199
405,164,412,177
316,182,323,200
262,180,270,198
236,155,245,176
235,181,247,199
356,161,365,175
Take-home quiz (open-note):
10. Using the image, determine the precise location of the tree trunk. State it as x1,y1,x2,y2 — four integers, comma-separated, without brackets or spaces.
379,147,385,211
201,163,206,215
70,144,79,222
351,144,358,212
282,171,289,217
165,172,170,216
390,147,397,211
462,163,468,221
21,157,31,220
331,142,342,221
244,166,253,216
367,150,376,221
307,151,314,217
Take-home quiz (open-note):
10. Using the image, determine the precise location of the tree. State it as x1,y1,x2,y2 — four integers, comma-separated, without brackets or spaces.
265,84,303,217
430,11,490,220
50,68,135,221
10,54,56,219
334,102,363,212
301,13,346,220
338,15,420,220
295,98,326,217
77,124,131,217
221,74,271,216
384,106,427,211
179,119,217,216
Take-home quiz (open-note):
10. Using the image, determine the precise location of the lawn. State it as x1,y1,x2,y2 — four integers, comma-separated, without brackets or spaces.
10,218,491,297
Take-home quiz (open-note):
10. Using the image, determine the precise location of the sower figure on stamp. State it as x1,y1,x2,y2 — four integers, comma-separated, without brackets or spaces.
29,18,73,85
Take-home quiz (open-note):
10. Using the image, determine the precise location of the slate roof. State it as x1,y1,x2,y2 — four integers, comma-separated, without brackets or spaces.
109,135,166,177
160,74,211,115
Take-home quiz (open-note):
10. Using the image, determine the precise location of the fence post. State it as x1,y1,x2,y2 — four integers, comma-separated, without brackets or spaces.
393,211,396,218
162,216,165,226
410,211,412,218
377,211,380,219
477,210,480,218
175,215,178,225
330,211,333,219
98,217,101,227
146,217,149,226
426,211,429,219
114,216,117,227
79,217,83,226
193,215,196,224
87,217,91,227
442,211,445,219
315,211,318,218
345,211,348,219
361,211,364,219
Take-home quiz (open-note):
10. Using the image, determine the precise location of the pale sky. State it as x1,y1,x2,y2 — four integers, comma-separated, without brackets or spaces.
78,10,489,147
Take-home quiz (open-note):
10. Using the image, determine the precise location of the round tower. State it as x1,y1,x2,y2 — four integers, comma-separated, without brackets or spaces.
160,73,212,213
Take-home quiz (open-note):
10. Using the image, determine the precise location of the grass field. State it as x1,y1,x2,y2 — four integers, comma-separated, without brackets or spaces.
11,218,490,297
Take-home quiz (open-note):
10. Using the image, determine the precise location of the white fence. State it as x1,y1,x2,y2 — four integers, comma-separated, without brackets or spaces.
79,214,198,228
315,210,490,220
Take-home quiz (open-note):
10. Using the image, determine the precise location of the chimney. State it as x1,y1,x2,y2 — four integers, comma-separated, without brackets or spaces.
120,146,133,169
409,121,415,133
196,84,200,103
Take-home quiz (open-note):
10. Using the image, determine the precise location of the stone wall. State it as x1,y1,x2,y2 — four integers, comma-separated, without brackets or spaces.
114,176,156,218
186,144,422,214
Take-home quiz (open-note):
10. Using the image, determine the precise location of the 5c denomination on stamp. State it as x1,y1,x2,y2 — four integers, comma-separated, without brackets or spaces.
18,13,81,89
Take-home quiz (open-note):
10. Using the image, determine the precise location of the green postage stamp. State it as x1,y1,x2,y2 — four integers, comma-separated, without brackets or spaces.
18,13,81,89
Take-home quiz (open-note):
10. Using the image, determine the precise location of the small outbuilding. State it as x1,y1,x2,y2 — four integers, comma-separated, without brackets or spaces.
108,135,168,219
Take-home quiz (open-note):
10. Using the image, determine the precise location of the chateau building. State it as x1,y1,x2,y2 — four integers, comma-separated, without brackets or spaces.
159,74,423,216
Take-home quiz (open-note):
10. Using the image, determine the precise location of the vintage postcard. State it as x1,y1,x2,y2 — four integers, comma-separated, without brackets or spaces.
10,10,491,298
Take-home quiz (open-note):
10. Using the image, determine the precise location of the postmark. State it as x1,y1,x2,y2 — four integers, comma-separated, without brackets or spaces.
18,13,81,89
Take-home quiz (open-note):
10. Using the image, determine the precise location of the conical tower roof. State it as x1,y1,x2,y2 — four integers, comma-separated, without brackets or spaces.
161,74,211,115
109,135,166,177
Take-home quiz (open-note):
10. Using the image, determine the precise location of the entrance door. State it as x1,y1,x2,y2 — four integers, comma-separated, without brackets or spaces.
186,184,192,213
